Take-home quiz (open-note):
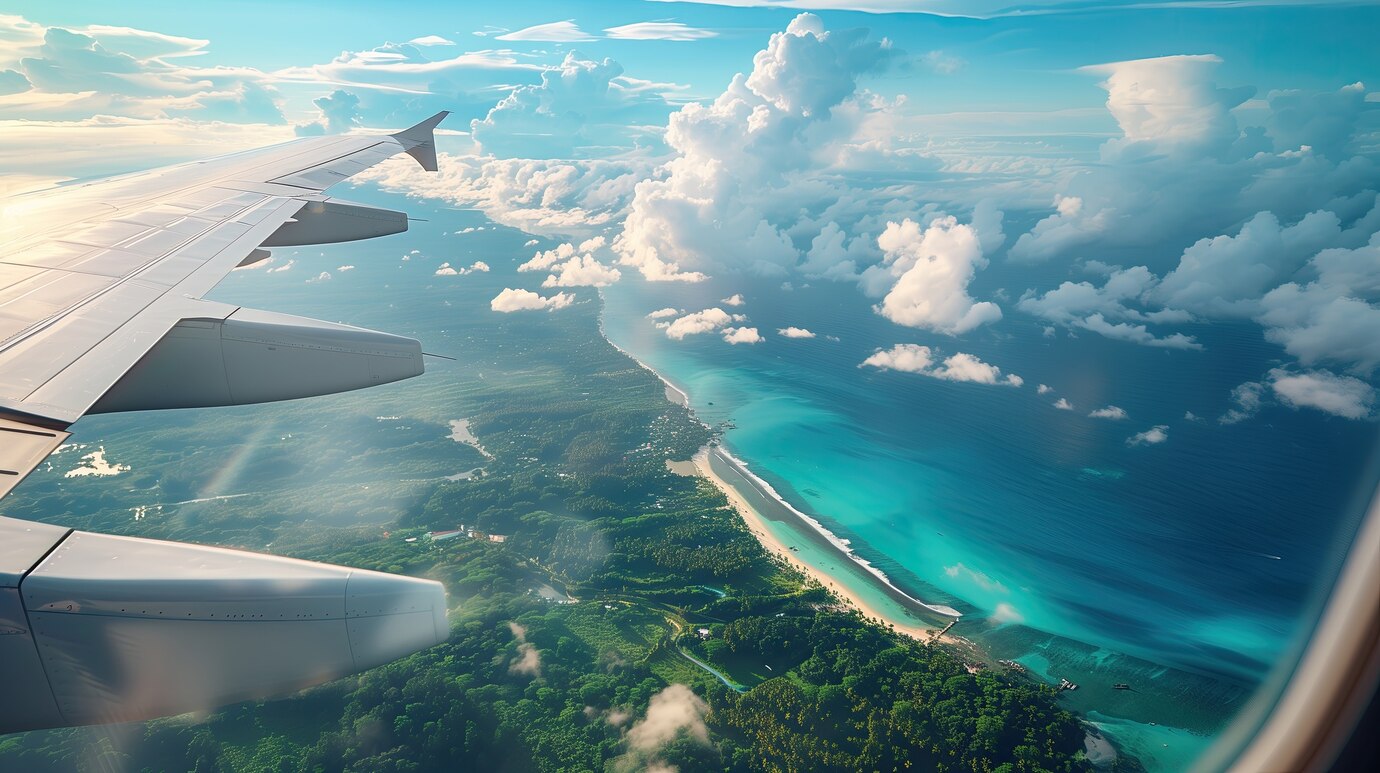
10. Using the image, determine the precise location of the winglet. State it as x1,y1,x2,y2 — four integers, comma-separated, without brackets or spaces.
393,111,449,172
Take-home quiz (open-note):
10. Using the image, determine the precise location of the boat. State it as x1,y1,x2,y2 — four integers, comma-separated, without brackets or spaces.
1113,683,1131,690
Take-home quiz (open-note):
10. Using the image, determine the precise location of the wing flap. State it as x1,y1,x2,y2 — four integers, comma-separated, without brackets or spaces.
0,418,69,499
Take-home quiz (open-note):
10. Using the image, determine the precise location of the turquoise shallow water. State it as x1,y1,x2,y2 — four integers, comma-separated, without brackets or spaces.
600,271,1380,767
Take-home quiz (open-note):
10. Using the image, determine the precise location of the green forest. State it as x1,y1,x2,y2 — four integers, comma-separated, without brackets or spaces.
0,296,1104,773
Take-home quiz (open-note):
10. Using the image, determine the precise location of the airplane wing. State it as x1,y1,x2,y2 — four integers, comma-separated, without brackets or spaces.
0,115,451,734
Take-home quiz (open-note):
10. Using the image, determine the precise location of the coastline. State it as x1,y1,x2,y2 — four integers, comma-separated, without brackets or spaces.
602,308,968,645
706,444,963,620
692,445,943,642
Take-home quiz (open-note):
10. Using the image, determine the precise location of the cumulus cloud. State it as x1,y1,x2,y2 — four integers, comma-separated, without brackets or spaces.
1053,398,1074,410
490,288,575,312
0,16,286,129
337,264,355,272
469,52,675,157
646,307,679,319
664,308,734,340
721,293,745,307
435,260,491,276
722,326,764,344
358,153,654,236
872,216,1002,335
1127,425,1169,446
1016,266,1203,350
861,344,1021,386
1037,384,1053,394
1079,313,1203,350
1009,57,1376,266
518,235,622,287
1088,405,1128,420
507,622,542,677
625,684,709,756
777,326,815,338
1151,210,1349,317
1219,380,1266,424
613,13,896,282
1256,234,1380,375
1268,368,1374,419
306,271,332,283
543,254,622,287
521,236,607,271
294,89,360,136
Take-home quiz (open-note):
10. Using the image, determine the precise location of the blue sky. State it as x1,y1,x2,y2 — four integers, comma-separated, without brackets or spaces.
2,0,1378,421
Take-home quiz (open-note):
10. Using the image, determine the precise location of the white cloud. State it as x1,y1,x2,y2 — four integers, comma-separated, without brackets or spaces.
991,602,1024,625
1269,368,1375,419
1256,234,1380,375
777,326,815,338
872,217,1002,335
1088,405,1128,420
664,308,733,340
358,153,653,236
1152,210,1347,317
1037,384,1053,395
438,260,491,276
1084,55,1244,155
336,264,355,272
267,259,295,273
921,50,964,75
495,21,595,42
408,35,455,46
1078,313,1203,350
524,239,539,247
1016,265,1203,350
646,307,679,319
721,293,745,307
306,271,332,283
1219,380,1266,424
625,684,709,755
1053,398,1074,410
469,53,674,158
604,22,717,41
722,326,763,344
294,89,360,135
1009,59,1375,266
613,13,896,282
542,254,622,287
1127,425,1169,446
861,344,1021,386
490,288,575,312
507,622,542,677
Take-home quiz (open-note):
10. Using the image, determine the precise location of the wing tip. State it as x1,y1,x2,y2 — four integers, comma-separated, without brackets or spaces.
394,111,449,172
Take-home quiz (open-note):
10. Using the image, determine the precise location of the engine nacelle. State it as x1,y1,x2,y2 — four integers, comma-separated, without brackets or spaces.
0,516,447,733
91,308,424,413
